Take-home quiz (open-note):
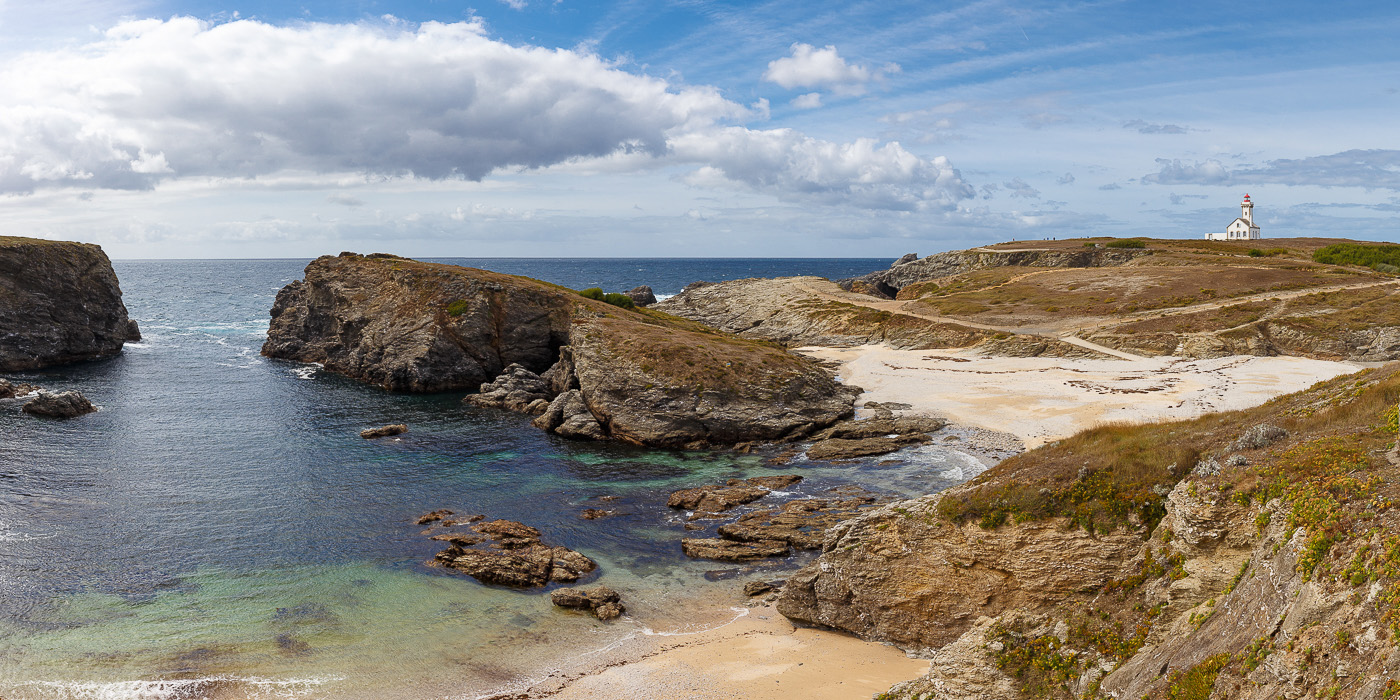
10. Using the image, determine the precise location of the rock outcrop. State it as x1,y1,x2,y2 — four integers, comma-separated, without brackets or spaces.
655,276,989,350
426,517,597,588
837,248,1151,299
776,495,1144,651
361,424,407,439
624,285,657,307
551,586,625,620
780,366,1400,700
21,390,97,418
0,236,140,371
263,254,857,447
681,494,884,562
666,475,803,514
0,378,40,399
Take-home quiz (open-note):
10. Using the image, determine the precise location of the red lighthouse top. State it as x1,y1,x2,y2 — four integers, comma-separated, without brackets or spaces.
1243,194,1251,200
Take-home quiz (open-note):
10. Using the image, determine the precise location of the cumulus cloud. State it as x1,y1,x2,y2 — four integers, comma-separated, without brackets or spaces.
1056,172,1075,185
0,17,739,193
1124,119,1190,135
671,128,974,212
790,92,823,109
0,17,966,212
762,43,898,96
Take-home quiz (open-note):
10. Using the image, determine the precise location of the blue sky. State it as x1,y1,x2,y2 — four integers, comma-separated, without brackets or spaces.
0,0,1396,258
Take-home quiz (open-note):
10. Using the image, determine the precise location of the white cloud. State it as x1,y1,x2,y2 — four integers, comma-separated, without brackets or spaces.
327,194,364,207
790,92,823,109
0,17,741,193
0,17,965,213
1141,158,1232,185
670,128,973,212
762,43,898,96
1003,177,1041,199
500,0,528,9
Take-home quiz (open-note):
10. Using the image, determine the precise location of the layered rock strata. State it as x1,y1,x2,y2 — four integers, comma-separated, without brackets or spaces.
264,253,856,447
0,236,140,370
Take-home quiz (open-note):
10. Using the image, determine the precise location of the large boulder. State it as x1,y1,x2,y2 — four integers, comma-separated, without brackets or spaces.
0,236,140,370
22,390,97,418
775,494,1143,652
624,285,657,307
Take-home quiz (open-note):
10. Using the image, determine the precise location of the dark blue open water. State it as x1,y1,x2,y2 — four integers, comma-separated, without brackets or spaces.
0,259,987,700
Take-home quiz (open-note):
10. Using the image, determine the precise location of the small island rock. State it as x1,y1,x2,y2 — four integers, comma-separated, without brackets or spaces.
361,424,408,439
22,390,96,418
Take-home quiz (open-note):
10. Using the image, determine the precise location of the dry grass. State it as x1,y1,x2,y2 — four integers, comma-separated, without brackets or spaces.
937,363,1400,536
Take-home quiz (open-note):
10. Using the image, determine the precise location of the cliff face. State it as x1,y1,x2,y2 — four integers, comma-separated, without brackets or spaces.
263,254,855,446
263,253,572,392
779,366,1400,699
0,236,139,371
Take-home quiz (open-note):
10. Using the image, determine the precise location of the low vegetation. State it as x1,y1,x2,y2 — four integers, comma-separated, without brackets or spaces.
577,287,637,310
1314,243,1400,274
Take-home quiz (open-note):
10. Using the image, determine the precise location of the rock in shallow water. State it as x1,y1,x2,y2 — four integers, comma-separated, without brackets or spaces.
360,424,407,439
551,586,626,620
22,390,96,418
427,517,597,588
0,378,40,399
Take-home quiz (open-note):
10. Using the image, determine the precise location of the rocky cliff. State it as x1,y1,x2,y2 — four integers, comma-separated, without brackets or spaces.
0,236,140,371
263,253,856,447
839,248,1151,299
654,276,989,350
779,365,1400,700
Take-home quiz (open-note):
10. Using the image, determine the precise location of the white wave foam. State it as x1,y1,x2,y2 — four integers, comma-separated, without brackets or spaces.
291,364,322,380
654,293,675,302
21,676,337,700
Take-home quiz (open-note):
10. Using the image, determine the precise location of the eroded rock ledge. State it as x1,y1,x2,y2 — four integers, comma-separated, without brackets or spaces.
0,235,140,370
262,253,857,447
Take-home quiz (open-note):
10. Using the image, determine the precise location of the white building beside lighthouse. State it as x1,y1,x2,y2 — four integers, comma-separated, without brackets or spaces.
1207,194,1261,241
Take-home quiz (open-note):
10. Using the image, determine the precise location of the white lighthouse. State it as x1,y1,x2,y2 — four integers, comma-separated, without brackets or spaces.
1207,194,1261,241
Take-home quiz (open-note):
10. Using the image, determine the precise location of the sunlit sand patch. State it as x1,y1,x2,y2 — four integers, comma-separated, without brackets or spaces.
801,345,1367,448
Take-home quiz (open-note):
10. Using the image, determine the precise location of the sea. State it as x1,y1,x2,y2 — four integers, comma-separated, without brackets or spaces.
0,258,991,700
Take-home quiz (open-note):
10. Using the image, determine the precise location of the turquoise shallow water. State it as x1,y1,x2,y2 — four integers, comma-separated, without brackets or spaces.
0,259,987,699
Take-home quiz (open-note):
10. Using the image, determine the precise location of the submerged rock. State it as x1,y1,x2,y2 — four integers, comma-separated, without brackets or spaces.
360,424,407,439
22,390,96,418
804,415,947,460
550,586,626,620
681,538,790,561
0,236,141,371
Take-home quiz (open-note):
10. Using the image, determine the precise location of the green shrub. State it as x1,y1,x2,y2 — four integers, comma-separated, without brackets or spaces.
445,299,469,317
1314,243,1400,273
578,287,605,301
1105,239,1146,249
1249,249,1265,257
603,292,636,310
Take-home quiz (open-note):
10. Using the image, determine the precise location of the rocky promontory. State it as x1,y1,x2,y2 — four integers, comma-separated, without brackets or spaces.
0,236,140,370
778,365,1400,699
837,247,1151,299
263,253,857,447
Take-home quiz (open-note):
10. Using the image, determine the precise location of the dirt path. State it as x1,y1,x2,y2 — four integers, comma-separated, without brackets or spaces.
791,275,1400,361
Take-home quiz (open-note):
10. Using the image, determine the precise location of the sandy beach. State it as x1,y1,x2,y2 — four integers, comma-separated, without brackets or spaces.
801,345,1368,448
532,603,928,700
